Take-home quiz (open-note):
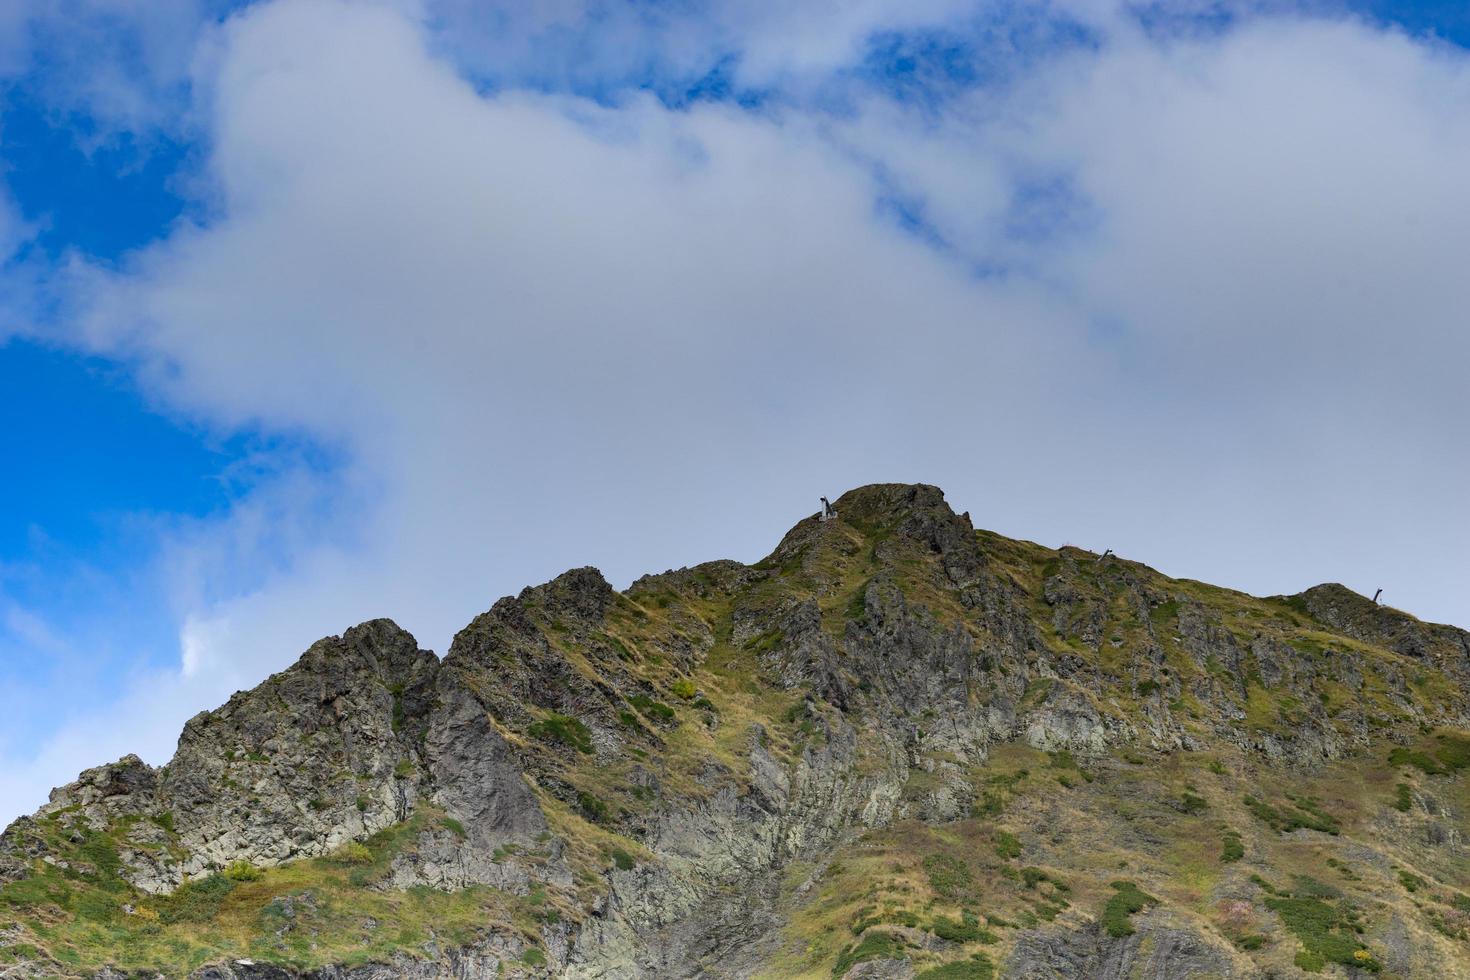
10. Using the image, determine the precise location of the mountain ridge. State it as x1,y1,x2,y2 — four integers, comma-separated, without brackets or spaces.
4,483,1470,979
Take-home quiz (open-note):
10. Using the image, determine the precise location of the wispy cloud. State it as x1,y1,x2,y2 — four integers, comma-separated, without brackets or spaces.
1,0,1468,824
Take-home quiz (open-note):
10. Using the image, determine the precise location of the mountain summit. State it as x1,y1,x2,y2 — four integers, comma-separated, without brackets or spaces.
4,484,1470,978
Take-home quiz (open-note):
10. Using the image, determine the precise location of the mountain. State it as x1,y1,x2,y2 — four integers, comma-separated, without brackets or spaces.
4,483,1470,979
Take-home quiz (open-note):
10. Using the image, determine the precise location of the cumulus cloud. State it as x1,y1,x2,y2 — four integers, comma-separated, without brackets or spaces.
3,0,1469,821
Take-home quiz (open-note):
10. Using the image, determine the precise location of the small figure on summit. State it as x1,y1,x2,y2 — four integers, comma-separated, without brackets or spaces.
819,496,837,522
1374,588,1383,605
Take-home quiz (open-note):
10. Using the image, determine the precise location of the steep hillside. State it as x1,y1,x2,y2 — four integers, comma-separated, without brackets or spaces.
4,484,1470,979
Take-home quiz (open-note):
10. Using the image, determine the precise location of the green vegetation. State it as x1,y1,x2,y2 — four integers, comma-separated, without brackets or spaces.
576,790,611,823
626,694,676,722
923,854,973,900
390,684,406,734
222,860,262,883
916,954,995,980
609,847,635,871
1100,881,1157,938
1389,735,1470,776
156,873,237,924
929,913,997,944
1265,892,1378,973
993,831,1021,860
1220,830,1244,863
0,808,547,975
528,712,594,753
1243,794,1340,835
832,931,908,977
331,842,372,865
1394,783,1413,812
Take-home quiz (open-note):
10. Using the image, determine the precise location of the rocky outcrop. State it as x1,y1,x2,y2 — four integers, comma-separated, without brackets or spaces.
158,620,442,884
1297,582,1470,674
1005,913,1245,979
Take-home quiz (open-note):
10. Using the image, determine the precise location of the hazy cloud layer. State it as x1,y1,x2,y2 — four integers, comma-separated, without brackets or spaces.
1,0,1467,821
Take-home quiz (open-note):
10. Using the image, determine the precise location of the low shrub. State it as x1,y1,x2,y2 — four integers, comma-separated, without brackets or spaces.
627,695,675,723
833,931,908,978
332,842,373,864
222,860,262,882
923,854,973,900
1101,881,1157,938
529,713,594,753
929,914,998,944
577,790,611,823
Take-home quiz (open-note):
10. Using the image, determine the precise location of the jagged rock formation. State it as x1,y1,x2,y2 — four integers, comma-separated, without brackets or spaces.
4,484,1470,979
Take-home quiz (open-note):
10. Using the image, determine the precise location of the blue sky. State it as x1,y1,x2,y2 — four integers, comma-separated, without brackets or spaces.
2,0,1469,822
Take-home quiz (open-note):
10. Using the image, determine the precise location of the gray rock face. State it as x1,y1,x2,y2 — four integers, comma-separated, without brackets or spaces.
181,935,534,980
160,621,441,882
2,618,552,899
424,667,547,850
1005,914,1244,979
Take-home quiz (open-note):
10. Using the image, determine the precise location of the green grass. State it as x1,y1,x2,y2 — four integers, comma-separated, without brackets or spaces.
1179,791,1208,815
626,694,676,722
1243,794,1340,835
916,954,994,980
222,860,262,882
156,874,238,924
923,854,973,901
929,914,997,944
993,831,1021,860
832,931,908,977
528,713,594,754
1220,830,1244,863
1265,894,1378,973
576,790,611,823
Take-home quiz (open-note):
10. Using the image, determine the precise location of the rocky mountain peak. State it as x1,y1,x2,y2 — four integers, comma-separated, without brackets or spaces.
1294,581,1470,668
6,484,1470,979
520,565,616,626
763,482,983,582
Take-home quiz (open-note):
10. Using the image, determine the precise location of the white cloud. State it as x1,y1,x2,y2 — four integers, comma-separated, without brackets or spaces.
4,0,1470,823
